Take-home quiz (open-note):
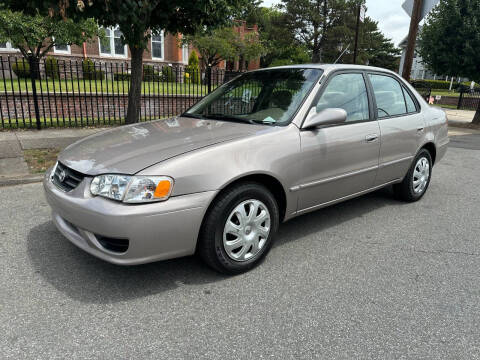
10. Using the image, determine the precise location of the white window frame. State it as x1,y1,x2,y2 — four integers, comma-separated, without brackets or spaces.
151,31,164,61
98,26,128,58
52,38,71,54
182,44,189,64
0,41,18,51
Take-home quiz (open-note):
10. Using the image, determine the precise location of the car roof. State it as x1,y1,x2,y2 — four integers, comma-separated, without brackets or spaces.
255,63,398,76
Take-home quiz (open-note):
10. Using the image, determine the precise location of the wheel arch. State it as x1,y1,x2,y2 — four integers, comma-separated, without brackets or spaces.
205,172,288,224
420,142,437,165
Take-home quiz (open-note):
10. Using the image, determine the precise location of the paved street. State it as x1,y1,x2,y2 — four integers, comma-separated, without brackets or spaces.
1,135,479,359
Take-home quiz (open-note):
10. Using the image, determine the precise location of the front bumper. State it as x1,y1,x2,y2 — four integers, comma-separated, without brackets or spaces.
43,168,217,265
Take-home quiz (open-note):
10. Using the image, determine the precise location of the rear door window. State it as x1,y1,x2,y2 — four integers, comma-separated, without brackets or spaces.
368,74,407,118
403,87,417,113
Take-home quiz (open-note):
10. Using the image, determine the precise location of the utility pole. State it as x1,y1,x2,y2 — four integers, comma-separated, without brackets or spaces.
353,3,361,64
402,0,423,81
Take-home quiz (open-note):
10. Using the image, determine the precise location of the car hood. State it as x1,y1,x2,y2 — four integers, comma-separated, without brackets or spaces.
58,117,259,175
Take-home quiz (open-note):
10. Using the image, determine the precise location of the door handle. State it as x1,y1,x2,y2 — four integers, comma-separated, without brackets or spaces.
417,127,424,132
365,134,378,143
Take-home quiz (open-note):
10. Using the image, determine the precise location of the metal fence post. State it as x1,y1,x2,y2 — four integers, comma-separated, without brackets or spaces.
207,66,212,94
28,55,42,130
458,88,464,110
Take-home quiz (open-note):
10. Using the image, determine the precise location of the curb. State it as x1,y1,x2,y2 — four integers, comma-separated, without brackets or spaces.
0,174,44,187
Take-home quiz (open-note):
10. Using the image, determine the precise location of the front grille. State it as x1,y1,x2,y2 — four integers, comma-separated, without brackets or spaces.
52,162,85,192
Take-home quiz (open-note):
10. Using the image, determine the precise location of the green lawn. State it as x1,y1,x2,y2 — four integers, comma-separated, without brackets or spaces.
431,90,460,98
0,78,211,95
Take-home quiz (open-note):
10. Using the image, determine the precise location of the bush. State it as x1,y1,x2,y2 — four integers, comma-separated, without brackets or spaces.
161,66,176,82
143,64,161,81
45,56,59,79
11,59,30,78
410,79,460,90
82,58,105,80
184,52,201,84
113,72,131,81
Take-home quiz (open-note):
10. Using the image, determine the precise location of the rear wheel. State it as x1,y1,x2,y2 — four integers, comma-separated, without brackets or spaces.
393,149,432,202
198,182,279,274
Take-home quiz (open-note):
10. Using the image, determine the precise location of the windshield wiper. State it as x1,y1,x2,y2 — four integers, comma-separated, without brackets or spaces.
203,114,255,124
182,113,205,119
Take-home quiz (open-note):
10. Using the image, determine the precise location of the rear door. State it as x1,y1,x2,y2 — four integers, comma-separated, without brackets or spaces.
297,71,380,213
366,73,426,185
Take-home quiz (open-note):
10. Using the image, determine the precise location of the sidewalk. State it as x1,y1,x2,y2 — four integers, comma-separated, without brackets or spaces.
443,109,475,124
0,128,107,185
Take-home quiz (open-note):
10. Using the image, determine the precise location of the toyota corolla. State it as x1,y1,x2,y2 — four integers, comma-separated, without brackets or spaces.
44,65,448,274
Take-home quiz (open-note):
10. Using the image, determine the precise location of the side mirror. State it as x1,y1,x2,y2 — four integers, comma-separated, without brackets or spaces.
302,108,347,129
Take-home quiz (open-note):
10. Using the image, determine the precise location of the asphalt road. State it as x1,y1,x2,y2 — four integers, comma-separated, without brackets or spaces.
1,134,479,359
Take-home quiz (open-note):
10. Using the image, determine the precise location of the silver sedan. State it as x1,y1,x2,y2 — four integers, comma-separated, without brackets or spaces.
44,64,448,274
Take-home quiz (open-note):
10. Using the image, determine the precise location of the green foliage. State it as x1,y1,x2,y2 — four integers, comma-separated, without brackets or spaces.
185,52,201,84
45,56,59,79
0,8,99,60
418,0,480,83
161,66,176,82
113,72,130,81
142,65,161,81
11,59,30,78
82,58,105,80
185,28,236,68
411,79,455,90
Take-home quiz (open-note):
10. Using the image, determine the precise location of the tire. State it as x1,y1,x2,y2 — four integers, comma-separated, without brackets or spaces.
197,182,280,274
393,149,432,202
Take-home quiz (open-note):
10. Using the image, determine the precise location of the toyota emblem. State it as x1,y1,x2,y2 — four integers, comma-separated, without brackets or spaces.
58,170,66,182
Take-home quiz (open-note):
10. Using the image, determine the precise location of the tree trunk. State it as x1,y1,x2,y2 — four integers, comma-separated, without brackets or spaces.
473,101,480,124
125,47,144,124
312,48,321,63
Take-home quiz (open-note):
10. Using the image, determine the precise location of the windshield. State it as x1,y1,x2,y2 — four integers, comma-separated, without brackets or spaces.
184,68,323,126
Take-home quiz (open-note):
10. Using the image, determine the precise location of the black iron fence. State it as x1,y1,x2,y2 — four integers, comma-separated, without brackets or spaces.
0,56,241,129
457,88,480,111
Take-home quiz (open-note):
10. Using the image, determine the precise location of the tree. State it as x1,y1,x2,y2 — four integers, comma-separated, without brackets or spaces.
74,0,250,124
418,0,480,123
186,26,264,70
13,0,249,124
0,8,98,62
280,0,350,63
241,6,310,67
185,28,237,68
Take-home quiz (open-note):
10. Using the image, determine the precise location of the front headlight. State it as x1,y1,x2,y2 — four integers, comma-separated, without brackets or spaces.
90,175,173,203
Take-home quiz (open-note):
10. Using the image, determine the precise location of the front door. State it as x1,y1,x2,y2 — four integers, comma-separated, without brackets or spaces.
297,72,380,213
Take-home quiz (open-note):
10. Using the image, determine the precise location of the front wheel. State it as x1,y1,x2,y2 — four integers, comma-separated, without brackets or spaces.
197,182,279,274
393,149,432,202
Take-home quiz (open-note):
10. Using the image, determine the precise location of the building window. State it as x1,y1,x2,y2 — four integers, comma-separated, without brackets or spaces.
182,44,189,64
151,31,164,60
99,26,127,57
0,41,16,51
53,39,71,54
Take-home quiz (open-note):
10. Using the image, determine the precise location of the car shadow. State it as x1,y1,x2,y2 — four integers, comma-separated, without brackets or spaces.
27,187,400,304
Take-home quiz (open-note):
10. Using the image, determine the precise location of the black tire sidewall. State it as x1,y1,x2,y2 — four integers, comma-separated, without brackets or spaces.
208,183,279,273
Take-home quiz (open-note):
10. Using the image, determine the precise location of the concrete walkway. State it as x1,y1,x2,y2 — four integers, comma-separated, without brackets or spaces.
443,109,476,124
0,128,107,184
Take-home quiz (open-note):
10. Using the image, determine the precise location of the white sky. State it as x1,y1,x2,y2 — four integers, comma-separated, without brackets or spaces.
261,0,411,47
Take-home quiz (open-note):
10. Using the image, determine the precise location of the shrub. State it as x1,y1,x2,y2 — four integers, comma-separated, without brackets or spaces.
143,64,161,81
113,72,131,81
11,59,30,78
162,66,176,82
82,58,105,80
45,56,59,79
184,52,201,84
410,79,460,90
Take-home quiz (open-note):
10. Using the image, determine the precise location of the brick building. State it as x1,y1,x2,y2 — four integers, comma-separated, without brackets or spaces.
0,21,260,70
